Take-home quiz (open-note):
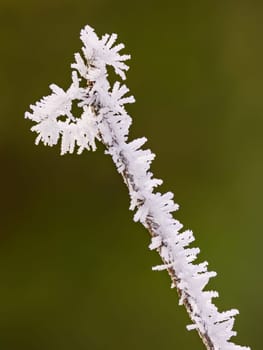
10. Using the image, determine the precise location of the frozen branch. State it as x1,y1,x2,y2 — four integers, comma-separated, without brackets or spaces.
25,25,250,350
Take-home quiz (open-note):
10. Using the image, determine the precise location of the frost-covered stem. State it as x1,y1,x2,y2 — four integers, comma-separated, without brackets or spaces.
25,25,250,350
111,151,212,347
97,110,216,350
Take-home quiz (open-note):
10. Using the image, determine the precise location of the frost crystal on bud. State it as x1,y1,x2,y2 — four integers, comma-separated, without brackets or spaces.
25,25,250,350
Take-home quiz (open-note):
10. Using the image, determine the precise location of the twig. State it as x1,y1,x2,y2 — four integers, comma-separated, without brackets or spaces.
25,25,250,350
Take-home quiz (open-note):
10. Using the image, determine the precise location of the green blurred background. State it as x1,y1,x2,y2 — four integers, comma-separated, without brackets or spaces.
0,0,261,349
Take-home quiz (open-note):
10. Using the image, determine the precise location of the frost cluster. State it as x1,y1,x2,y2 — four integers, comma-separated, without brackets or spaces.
25,25,250,350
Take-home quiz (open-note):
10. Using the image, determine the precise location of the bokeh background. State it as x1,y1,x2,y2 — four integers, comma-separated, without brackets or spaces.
0,1,261,349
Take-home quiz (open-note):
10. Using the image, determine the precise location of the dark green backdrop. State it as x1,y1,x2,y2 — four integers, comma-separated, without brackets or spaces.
0,1,261,349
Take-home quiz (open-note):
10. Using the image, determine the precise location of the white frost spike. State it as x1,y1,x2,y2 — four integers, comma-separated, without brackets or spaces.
31,118,61,147
80,25,130,80
194,261,209,274
152,262,174,271
149,235,162,250
71,53,88,78
111,82,135,108
75,106,100,153
176,229,195,247
25,24,250,350
25,82,74,123
187,324,198,331
59,106,99,155
133,201,150,223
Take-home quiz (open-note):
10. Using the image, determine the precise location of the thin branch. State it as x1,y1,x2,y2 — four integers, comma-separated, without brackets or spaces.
25,25,250,350
97,114,216,349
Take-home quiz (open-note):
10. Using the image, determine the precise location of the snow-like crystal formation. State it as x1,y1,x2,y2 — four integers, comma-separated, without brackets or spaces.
25,25,250,350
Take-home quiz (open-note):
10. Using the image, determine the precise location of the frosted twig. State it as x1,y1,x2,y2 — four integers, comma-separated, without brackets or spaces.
25,25,250,350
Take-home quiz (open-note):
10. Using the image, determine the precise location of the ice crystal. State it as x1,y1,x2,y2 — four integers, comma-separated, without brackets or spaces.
25,25,250,350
